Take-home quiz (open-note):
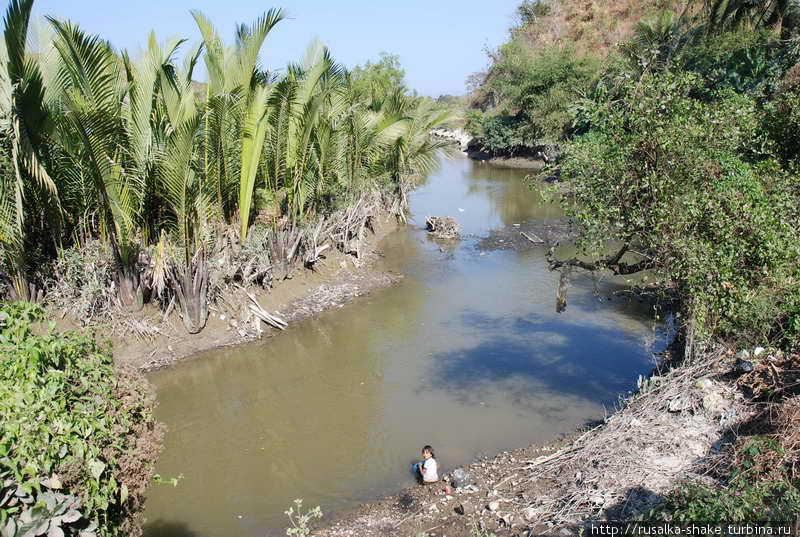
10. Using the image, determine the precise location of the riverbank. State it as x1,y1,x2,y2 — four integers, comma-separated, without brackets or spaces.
430,127,547,170
53,213,402,372
314,345,755,537
467,152,547,171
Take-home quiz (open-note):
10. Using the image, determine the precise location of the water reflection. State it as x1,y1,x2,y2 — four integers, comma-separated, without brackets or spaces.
144,154,663,537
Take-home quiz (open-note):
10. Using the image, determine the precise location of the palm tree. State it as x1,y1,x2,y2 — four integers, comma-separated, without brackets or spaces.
0,0,59,301
709,0,800,38
264,40,344,221
619,11,699,74
48,19,175,310
192,9,284,243
156,68,216,333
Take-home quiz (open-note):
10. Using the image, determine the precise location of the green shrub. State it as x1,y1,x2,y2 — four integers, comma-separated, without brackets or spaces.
470,42,599,154
0,303,163,537
466,112,533,155
559,71,800,345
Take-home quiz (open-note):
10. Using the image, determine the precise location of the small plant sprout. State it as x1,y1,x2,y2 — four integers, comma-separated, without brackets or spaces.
285,499,323,537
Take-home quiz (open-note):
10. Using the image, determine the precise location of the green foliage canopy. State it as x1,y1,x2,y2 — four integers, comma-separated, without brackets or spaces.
560,70,800,344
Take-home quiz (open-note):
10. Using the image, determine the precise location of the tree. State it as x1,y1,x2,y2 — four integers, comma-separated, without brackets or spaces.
351,52,407,101
550,71,800,343
709,0,800,38
0,0,59,302
192,8,285,243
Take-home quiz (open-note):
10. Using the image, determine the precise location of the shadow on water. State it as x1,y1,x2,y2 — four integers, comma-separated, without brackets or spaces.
143,521,199,537
423,311,654,409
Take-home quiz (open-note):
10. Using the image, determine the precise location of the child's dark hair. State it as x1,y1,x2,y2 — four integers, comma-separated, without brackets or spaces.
423,445,435,457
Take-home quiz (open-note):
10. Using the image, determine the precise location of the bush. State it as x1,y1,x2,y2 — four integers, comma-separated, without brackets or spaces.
466,112,533,156
559,71,800,345
0,303,163,537
470,43,599,154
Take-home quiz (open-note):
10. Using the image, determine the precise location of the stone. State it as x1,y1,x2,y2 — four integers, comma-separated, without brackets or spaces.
523,507,537,522
455,502,476,516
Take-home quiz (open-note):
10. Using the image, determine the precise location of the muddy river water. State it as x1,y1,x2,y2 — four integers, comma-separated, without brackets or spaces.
143,154,666,537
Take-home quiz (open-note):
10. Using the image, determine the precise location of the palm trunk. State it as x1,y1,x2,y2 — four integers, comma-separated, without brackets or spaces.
5,271,42,303
116,262,144,312
171,250,209,334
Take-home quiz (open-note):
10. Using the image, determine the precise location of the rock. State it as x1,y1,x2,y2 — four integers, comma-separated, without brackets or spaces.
487,501,500,512
455,502,476,515
429,128,474,151
523,507,537,522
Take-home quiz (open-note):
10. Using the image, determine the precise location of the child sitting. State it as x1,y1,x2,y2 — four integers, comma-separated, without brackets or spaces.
412,445,439,484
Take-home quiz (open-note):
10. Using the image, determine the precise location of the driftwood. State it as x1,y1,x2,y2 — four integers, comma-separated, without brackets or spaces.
546,243,656,275
238,286,288,331
521,231,544,244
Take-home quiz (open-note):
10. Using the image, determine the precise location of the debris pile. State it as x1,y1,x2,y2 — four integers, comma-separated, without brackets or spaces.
425,216,460,239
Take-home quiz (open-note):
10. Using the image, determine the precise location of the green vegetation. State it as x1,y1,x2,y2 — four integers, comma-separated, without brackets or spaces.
470,0,800,523
0,303,162,536
0,0,452,332
284,500,323,537
467,45,599,156
350,52,407,101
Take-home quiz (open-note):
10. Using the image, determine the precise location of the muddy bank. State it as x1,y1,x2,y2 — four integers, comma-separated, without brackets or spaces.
468,153,547,170
314,346,751,537
430,127,547,170
106,214,399,371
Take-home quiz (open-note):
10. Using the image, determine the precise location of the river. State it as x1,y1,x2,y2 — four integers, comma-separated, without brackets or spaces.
143,154,666,537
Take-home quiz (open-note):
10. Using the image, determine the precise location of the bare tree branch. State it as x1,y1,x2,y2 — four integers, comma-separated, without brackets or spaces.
546,243,657,275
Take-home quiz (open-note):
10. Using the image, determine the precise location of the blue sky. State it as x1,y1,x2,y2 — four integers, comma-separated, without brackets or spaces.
29,0,521,96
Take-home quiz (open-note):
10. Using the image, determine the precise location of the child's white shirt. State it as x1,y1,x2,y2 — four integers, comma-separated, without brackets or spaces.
422,458,438,482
